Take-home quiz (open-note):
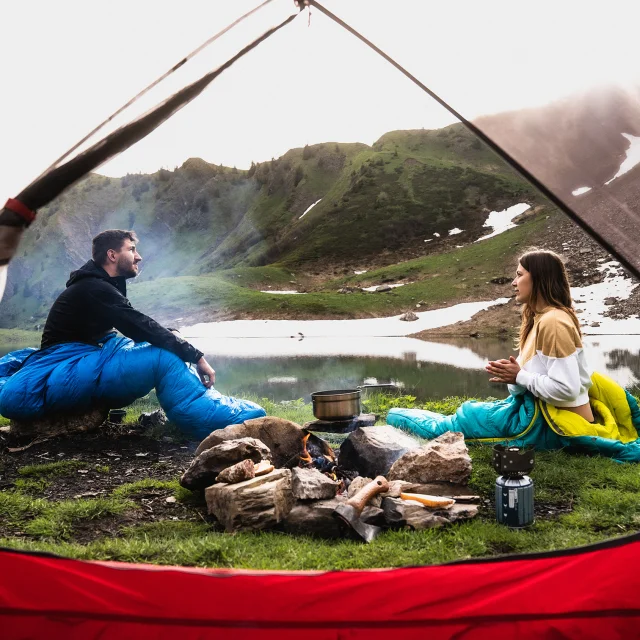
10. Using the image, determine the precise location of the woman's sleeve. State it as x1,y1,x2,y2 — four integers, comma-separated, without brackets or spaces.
508,383,527,397
514,314,582,404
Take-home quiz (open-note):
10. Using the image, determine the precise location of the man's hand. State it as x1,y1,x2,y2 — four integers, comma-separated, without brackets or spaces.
485,356,520,384
196,356,216,388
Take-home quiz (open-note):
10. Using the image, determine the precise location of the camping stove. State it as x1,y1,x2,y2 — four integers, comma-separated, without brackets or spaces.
493,445,535,528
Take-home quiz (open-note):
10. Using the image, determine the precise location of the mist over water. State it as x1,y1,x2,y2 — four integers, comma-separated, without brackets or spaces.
4,335,640,403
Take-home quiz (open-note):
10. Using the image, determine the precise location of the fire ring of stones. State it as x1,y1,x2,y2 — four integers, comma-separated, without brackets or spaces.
180,417,479,540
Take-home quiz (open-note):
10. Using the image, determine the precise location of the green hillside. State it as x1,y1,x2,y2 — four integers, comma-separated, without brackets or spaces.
1,123,549,329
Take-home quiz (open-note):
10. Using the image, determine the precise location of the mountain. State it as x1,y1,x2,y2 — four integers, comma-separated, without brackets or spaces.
1,123,547,330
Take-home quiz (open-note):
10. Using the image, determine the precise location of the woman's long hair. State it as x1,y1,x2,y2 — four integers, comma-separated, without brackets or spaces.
517,249,581,348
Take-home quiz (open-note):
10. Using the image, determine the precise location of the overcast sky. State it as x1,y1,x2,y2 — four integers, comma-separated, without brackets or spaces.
0,0,637,200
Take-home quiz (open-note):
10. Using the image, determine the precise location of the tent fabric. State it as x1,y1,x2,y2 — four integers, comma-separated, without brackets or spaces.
388,372,640,462
1,534,639,639
0,334,265,439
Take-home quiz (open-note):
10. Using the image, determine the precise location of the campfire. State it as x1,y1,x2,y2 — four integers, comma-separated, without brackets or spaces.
180,416,480,540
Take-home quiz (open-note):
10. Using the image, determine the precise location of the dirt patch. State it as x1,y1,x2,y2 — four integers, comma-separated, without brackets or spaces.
0,427,213,543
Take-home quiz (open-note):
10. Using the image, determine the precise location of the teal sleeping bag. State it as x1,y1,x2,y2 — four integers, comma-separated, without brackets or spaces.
387,372,640,463
0,333,265,440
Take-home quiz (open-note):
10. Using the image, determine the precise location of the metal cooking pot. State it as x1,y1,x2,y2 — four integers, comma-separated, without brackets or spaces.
311,389,361,421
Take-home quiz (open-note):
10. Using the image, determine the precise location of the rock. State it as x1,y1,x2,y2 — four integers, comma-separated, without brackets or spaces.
180,438,271,490
347,476,382,507
216,459,256,484
10,407,109,439
382,480,414,498
206,469,294,532
579,248,591,254
590,321,601,328
195,416,320,468
490,277,511,284
388,432,472,485
382,496,478,530
604,297,617,305
137,409,167,430
283,496,346,538
468,331,480,338
399,311,419,322
339,426,420,477
361,505,386,527
375,285,392,292
291,467,340,500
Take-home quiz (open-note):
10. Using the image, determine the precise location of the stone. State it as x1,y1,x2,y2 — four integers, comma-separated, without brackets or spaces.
196,416,323,468
382,496,478,530
590,321,601,328
180,438,271,490
291,467,340,500
347,476,382,508
375,285,393,293
339,425,420,477
206,468,294,532
137,409,167,431
388,432,472,485
10,407,109,439
216,459,256,484
382,480,414,498
490,277,511,284
399,311,419,322
361,505,386,527
283,496,347,538
604,297,617,305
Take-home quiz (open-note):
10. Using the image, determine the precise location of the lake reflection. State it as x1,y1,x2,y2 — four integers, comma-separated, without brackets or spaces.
2,335,640,402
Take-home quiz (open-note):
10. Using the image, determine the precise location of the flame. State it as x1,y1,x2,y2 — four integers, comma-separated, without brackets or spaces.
299,433,312,464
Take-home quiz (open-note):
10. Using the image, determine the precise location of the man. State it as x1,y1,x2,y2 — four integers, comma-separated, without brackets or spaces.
0,229,266,436
41,229,216,387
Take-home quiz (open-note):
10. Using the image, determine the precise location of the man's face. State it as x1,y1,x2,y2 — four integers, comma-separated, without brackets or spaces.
114,239,142,279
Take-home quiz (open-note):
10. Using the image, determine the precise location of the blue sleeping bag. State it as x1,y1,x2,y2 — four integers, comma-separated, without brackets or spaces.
0,333,265,440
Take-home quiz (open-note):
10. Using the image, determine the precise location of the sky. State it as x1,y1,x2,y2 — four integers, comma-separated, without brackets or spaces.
0,0,638,201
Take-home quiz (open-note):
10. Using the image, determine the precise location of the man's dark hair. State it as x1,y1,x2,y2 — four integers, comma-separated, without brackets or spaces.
92,230,138,266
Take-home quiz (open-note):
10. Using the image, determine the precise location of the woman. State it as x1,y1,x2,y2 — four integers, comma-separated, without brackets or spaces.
485,249,594,422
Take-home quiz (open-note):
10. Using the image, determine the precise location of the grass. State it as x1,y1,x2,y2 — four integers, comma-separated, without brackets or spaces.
0,328,40,346
1,393,639,568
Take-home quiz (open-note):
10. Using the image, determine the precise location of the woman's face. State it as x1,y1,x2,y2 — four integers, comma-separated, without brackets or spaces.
512,262,533,304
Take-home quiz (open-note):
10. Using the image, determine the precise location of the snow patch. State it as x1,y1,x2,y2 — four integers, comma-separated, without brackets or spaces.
299,198,322,219
605,134,640,185
433,232,440,238
448,228,463,235
573,261,640,334
354,270,368,275
572,186,592,196
260,290,306,295
476,203,531,242
183,297,510,340
362,283,410,292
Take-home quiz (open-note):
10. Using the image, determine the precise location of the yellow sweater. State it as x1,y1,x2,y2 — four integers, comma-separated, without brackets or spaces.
508,307,592,407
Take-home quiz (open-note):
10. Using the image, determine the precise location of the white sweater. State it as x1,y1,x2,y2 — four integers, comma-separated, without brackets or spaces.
508,307,592,407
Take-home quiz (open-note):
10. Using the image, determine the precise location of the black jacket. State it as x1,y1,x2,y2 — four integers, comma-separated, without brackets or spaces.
41,260,203,364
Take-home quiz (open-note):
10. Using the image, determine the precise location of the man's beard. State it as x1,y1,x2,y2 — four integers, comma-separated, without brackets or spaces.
117,260,139,279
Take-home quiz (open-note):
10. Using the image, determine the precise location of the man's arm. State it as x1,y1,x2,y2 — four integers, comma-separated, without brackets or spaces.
86,283,204,364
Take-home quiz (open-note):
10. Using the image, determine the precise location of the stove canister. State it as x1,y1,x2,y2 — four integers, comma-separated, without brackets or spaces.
495,475,534,528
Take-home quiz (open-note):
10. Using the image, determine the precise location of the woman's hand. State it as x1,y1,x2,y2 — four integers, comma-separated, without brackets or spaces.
485,356,520,384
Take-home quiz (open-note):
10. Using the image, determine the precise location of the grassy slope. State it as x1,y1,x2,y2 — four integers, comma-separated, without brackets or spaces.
1,125,545,329
130,208,549,321
0,393,637,569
